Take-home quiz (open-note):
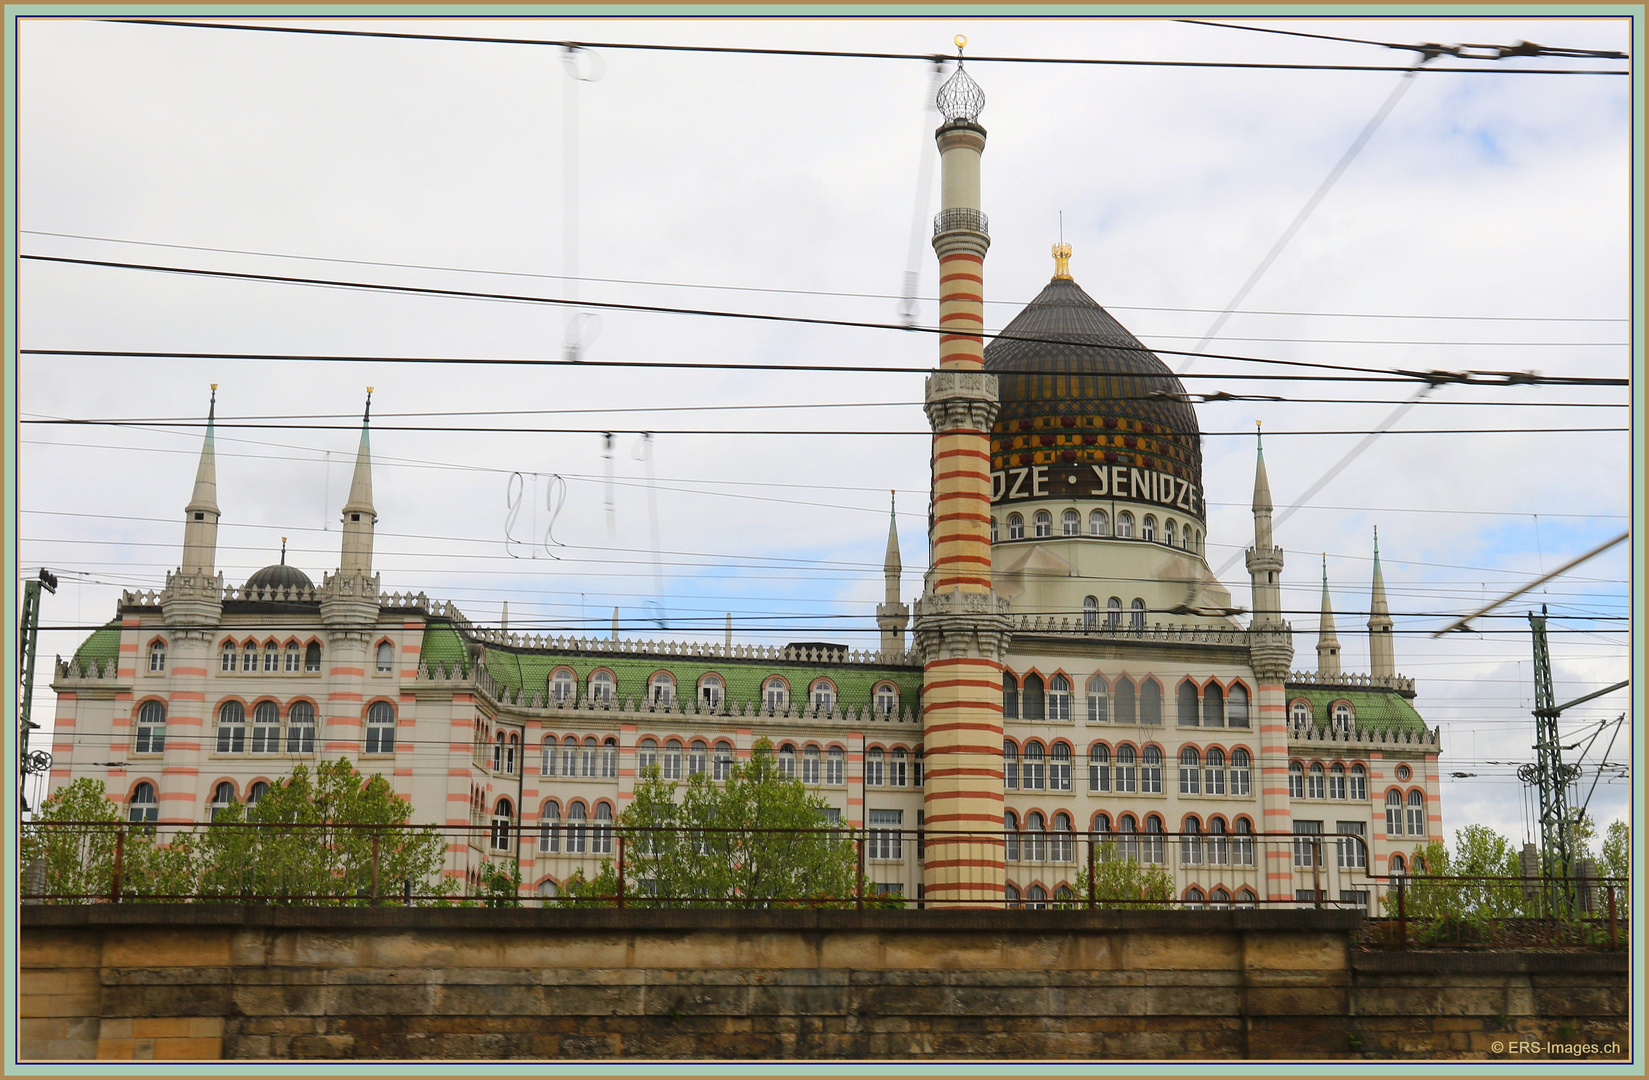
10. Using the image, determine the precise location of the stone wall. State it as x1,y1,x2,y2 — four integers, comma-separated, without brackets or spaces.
18,907,1628,1061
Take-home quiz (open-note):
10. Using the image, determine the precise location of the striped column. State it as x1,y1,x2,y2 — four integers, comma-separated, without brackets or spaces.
916,117,1011,907
157,631,212,824
1254,679,1294,902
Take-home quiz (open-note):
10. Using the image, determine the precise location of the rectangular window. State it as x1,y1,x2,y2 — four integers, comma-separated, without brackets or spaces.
865,755,885,787
366,722,395,755
1023,758,1045,791
1230,762,1251,797
285,648,301,673
1296,888,1325,904
1050,757,1070,792
801,753,820,785
1140,761,1162,795
1089,760,1110,793
263,649,278,673
888,756,907,788
1115,762,1137,794
604,744,619,779
1088,694,1108,723
868,809,903,861
1293,820,1323,868
286,722,315,754
1336,821,1367,869
1179,762,1200,796
1205,765,1226,796
1339,890,1369,908
135,723,165,755
1350,769,1367,802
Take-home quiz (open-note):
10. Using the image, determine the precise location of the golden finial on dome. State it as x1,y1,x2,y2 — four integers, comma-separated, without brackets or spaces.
1052,242,1073,281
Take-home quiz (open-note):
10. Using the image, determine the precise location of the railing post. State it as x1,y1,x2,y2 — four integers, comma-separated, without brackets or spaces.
110,827,125,904
371,832,381,904
856,833,865,911
1607,883,1618,948
1396,875,1407,949
1087,836,1097,911
617,833,627,910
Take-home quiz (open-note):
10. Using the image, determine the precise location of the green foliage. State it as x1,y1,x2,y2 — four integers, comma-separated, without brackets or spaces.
1062,846,1176,909
1600,821,1629,880
21,778,125,902
560,862,621,906
615,738,858,907
474,859,524,907
1400,828,1523,921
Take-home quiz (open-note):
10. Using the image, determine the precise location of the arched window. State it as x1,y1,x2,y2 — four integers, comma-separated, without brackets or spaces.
713,741,735,781
305,641,322,672
1140,679,1163,726
1047,675,1071,721
1050,743,1072,791
889,748,908,787
636,738,658,774
1181,818,1202,865
1350,764,1368,801
865,747,885,786
1211,886,1230,909
1090,509,1109,537
1142,515,1156,542
491,799,515,851
365,701,395,754
148,639,166,672
913,749,924,787
763,677,789,711
539,800,561,852
1082,596,1098,631
1177,681,1200,727
1385,790,1404,836
1086,674,1109,723
1207,816,1229,865
550,668,576,704
777,743,797,778
248,781,269,805
220,641,236,672
1052,812,1074,863
582,737,600,777
216,701,246,754
810,679,836,712
1203,683,1225,728
1227,685,1250,728
1407,790,1425,837
375,641,394,673
566,802,587,854
1007,513,1025,540
1330,763,1347,800
1002,673,1020,720
1141,746,1164,793
801,745,821,784
990,517,999,544
1289,761,1306,799
241,640,257,672
875,683,898,715
285,641,301,672
1236,887,1257,909
1090,812,1112,842
1334,702,1354,726
1308,762,1326,800
560,736,579,777
1291,700,1310,724
135,701,166,755
1061,508,1081,536
1088,744,1111,792
1184,886,1205,909
1003,740,1020,790
1117,511,1134,539
1165,520,1177,547
1005,883,1022,907
699,674,724,710
825,746,845,785
1143,815,1166,864
1234,817,1255,866
209,781,237,821
1113,677,1136,725
1130,598,1146,630
1390,853,1407,876
251,701,281,754
1033,510,1052,538
1023,812,1047,862
1230,748,1252,796
1179,747,1201,795
589,671,615,706
663,739,684,780
603,738,618,778
687,740,708,777
1106,597,1122,628
1114,745,1138,793
1205,748,1226,796
649,672,676,708
286,701,315,753
1021,673,1045,721
593,803,614,855
1022,742,1046,790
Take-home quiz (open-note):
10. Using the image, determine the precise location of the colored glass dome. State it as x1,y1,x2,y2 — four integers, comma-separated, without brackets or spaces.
982,277,1202,499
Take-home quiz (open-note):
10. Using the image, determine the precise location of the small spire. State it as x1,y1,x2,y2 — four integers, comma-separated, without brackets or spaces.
1052,241,1072,281
611,606,621,640
280,537,287,565
1251,423,1273,516
936,36,985,122
1317,553,1341,677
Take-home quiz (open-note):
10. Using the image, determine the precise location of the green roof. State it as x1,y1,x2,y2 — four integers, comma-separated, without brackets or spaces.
70,621,122,670
418,623,923,711
1285,684,1427,734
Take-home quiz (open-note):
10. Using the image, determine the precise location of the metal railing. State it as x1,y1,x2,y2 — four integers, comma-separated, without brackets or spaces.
933,208,988,237
1357,873,1628,950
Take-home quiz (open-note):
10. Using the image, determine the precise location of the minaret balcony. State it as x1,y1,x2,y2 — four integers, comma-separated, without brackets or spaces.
934,208,989,237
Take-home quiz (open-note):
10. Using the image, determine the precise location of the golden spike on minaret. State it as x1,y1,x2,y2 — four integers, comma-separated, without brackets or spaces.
1052,242,1072,281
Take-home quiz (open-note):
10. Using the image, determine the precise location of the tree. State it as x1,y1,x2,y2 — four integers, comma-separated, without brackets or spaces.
21,778,196,902
1062,847,1175,909
595,738,858,907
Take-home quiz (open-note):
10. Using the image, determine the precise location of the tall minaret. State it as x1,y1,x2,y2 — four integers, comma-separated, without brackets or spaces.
1242,426,1294,903
1316,554,1341,677
161,385,225,630
1368,526,1395,678
911,38,1012,907
876,492,909,655
339,389,377,578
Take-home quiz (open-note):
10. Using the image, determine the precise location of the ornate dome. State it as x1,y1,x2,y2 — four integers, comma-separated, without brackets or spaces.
982,276,1203,511
245,561,314,592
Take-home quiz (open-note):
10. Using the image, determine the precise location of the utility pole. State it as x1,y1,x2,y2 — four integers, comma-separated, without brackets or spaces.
18,568,58,814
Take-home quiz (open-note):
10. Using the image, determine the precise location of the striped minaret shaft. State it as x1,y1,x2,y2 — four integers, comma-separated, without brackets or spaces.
1244,429,1296,902
915,62,1012,907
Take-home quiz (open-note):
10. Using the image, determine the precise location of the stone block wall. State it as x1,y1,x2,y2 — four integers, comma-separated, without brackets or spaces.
16,907,1629,1061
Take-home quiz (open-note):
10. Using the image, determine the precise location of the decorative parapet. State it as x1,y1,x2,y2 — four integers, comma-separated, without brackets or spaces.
222,581,321,604
53,656,122,683
119,589,163,608
450,622,915,668
1286,670,1417,695
1010,617,1248,647
416,662,921,725
1287,717,1441,750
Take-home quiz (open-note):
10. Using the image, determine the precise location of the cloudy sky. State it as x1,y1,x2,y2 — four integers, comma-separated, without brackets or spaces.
12,14,1635,844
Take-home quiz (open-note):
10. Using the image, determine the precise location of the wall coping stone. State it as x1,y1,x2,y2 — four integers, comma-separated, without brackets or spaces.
22,904,1363,935
1351,950,1627,975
